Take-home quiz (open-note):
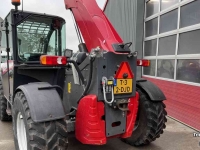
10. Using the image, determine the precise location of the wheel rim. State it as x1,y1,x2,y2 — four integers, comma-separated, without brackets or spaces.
16,112,27,150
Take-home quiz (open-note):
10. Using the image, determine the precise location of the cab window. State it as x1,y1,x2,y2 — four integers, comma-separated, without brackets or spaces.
17,15,66,62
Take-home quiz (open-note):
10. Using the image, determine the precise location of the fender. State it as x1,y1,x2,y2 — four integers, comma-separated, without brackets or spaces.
16,82,65,123
136,79,166,101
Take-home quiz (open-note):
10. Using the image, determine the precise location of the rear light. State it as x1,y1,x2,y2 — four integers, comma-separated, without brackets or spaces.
40,55,67,65
137,59,150,67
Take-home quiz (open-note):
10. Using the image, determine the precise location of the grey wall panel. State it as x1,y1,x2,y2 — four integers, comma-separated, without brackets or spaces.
105,0,136,52
105,0,145,78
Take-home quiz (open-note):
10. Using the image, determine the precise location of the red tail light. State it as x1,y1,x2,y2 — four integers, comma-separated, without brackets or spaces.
40,55,67,65
137,59,150,67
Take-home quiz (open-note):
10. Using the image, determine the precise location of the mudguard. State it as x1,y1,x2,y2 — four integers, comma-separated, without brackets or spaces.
136,79,166,101
16,82,65,123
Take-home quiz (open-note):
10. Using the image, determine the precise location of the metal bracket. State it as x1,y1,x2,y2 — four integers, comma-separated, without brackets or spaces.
66,120,75,132
90,47,104,58
102,77,115,104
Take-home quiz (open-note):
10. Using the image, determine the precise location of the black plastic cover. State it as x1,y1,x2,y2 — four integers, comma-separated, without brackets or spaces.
136,80,166,101
17,82,65,123
74,52,87,65
112,43,131,53
78,43,88,52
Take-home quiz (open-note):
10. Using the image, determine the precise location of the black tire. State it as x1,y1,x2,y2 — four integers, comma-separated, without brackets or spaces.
13,91,68,150
0,80,12,121
122,88,167,146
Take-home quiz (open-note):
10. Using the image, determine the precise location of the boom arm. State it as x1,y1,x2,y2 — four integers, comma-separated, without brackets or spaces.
64,0,123,53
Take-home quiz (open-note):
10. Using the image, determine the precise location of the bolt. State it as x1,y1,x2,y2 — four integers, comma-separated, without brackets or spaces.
123,73,128,79
49,114,53,118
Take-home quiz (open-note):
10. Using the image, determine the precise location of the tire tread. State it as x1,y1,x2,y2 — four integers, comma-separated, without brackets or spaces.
14,92,68,150
0,81,12,121
123,88,167,146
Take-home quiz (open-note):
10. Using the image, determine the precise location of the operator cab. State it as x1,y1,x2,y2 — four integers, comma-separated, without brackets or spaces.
0,10,67,100
16,13,66,63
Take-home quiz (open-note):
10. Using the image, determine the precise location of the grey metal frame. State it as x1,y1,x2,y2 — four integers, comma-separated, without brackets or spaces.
143,0,200,87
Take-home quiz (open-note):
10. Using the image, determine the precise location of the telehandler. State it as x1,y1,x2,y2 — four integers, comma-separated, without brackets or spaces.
0,0,167,149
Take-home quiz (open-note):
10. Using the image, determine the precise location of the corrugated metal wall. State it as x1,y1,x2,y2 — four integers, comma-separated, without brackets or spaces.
104,0,145,77
145,77,200,131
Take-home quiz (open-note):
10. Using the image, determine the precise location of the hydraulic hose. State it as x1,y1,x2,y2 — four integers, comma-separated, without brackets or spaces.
77,57,94,103
67,60,85,85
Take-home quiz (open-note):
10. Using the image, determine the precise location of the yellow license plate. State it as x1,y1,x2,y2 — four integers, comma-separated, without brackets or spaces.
114,79,133,94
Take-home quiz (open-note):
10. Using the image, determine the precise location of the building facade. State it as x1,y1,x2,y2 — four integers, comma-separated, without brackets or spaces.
104,0,200,130
105,0,145,77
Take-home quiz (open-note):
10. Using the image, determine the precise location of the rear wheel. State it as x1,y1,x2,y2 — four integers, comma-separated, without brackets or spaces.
0,80,12,121
122,88,167,146
13,91,68,150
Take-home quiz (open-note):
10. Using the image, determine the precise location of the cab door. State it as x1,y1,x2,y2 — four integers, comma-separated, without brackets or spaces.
0,13,13,101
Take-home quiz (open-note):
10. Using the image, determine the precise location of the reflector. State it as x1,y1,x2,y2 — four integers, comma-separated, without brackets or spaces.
115,62,134,79
40,55,67,65
137,59,150,67
12,0,21,6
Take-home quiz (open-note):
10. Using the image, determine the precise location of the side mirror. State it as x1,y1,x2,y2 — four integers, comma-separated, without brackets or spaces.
63,49,73,58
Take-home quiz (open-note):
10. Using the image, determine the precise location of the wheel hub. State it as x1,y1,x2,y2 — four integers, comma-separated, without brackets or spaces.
16,112,27,150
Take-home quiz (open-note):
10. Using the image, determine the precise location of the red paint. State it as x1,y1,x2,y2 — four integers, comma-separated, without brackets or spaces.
144,77,200,130
115,62,134,79
75,95,106,145
121,92,139,138
64,0,123,53
75,93,139,145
